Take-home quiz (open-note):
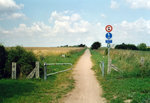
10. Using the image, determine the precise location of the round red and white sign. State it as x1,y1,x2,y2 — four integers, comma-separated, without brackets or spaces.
105,25,113,32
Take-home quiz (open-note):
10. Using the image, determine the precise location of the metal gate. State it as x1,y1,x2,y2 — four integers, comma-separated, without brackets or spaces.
44,63,72,80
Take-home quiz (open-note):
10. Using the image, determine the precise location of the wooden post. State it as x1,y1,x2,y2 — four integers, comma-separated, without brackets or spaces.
44,63,47,80
101,62,104,77
140,57,144,66
107,43,111,74
107,58,112,74
35,61,39,78
12,62,16,79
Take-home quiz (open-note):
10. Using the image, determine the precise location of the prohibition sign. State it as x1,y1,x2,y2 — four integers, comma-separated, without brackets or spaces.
105,25,113,32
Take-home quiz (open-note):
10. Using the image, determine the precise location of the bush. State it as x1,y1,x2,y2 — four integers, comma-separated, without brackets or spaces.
115,43,138,50
138,43,147,51
4,46,37,78
78,44,86,47
0,44,7,78
91,42,101,50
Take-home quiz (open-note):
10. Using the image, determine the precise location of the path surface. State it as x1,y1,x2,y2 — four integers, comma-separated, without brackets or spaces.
62,49,106,103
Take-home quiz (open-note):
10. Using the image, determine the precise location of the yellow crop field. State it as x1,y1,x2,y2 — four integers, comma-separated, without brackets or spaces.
24,47,84,56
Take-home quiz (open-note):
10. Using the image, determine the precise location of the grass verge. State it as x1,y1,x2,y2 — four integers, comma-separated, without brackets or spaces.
90,49,150,103
0,48,86,103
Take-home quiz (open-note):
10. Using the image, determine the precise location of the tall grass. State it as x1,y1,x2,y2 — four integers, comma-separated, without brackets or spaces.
100,49,150,78
91,49,150,103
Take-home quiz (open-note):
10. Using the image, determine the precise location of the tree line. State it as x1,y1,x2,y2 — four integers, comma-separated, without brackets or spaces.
115,43,150,51
90,42,150,51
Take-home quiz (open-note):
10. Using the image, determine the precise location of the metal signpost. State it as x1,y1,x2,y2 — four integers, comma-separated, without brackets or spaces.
105,25,113,74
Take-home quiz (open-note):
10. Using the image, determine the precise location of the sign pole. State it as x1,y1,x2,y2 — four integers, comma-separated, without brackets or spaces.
105,25,113,74
107,44,110,74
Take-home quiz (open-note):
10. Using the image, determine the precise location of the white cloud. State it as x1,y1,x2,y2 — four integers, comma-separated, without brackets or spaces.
0,0,25,20
110,0,120,9
50,11,89,33
7,13,26,19
0,11,150,47
0,11,93,46
125,0,150,9
113,18,150,45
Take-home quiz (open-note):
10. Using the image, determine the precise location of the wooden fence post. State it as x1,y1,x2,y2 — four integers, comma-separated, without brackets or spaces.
101,62,104,77
12,62,16,79
140,57,144,66
107,59,112,74
35,61,39,78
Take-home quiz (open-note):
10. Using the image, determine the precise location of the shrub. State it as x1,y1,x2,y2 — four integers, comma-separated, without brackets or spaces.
138,43,147,51
115,43,138,50
78,44,86,47
0,44,7,78
4,46,37,78
91,42,101,50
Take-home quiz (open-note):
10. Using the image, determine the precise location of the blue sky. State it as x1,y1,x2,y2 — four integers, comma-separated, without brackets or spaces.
0,0,150,47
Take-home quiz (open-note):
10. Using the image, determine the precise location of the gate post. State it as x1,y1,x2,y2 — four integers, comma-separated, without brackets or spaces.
140,57,144,66
35,61,39,78
44,63,47,80
12,62,16,79
102,62,104,77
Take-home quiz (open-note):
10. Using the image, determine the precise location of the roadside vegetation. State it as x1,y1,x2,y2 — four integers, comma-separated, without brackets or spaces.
91,48,150,103
0,45,37,78
115,43,150,51
0,44,85,103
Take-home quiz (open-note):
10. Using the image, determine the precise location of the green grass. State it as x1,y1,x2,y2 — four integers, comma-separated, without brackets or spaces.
90,49,150,103
0,49,85,103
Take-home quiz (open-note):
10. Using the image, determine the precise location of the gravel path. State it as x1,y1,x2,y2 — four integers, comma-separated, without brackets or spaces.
62,49,106,103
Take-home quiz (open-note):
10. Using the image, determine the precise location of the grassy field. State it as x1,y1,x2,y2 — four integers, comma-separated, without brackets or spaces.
91,49,150,103
24,47,83,56
0,48,85,103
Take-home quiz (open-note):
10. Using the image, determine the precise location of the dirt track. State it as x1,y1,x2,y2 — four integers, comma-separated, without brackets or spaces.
62,49,106,103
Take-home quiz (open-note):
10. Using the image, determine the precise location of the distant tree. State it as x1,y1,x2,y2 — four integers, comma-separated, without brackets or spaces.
91,42,101,50
0,44,7,78
138,43,147,51
78,44,86,47
61,45,68,47
127,44,138,50
147,48,150,51
115,43,138,50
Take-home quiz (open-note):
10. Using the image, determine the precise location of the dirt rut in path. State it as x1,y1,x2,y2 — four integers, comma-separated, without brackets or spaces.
62,49,106,103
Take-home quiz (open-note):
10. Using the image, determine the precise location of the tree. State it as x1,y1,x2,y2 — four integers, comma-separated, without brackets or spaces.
115,43,138,50
78,44,86,47
0,44,7,78
138,43,147,51
91,42,101,50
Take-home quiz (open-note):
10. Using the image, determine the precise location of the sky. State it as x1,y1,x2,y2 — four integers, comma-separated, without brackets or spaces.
0,0,150,47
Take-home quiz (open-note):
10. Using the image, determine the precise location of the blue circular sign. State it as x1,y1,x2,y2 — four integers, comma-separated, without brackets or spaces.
106,33,112,39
